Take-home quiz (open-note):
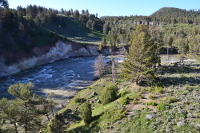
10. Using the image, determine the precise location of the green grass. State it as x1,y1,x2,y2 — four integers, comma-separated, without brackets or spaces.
42,15,104,44
51,55,200,133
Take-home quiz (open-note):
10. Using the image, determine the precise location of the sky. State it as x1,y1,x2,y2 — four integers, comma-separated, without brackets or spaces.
7,0,200,17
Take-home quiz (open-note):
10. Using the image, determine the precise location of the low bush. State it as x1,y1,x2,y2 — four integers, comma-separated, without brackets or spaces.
149,94,157,100
99,83,118,105
120,96,129,105
156,102,168,111
165,96,178,103
150,86,164,94
129,92,142,101
74,98,86,103
146,101,157,106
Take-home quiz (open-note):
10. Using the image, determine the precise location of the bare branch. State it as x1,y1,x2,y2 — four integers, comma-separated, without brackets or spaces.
92,54,106,79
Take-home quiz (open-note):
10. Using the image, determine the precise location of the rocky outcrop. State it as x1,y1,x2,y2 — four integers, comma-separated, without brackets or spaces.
0,41,97,78
0,40,124,78
86,45,99,56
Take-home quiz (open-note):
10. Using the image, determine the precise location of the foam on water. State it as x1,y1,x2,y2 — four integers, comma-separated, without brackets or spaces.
0,56,96,100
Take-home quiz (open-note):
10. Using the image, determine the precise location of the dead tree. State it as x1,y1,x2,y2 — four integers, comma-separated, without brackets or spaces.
111,56,116,83
92,54,106,79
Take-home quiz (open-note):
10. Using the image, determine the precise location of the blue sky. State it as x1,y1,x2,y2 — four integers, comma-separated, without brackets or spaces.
8,0,200,17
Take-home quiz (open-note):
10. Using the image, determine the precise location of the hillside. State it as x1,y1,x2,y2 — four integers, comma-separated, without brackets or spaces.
42,14,103,44
0,6,104,65
150,7,200,24
151,7,200,18
51,55,200,133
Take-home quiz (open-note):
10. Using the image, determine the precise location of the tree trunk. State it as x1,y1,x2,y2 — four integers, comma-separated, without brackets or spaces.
46,114,50,121
13,123,18,133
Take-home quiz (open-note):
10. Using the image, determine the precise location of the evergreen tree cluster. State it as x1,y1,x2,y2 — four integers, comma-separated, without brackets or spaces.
0,82,56,132
121,25,160,85
0,2,105,65
99,7,200,50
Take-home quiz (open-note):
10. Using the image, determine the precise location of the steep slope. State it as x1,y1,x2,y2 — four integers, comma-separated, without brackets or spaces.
42,15,103,44
0,6,104,66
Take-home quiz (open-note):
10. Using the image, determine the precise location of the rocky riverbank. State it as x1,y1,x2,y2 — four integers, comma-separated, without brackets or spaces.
0,41,126,78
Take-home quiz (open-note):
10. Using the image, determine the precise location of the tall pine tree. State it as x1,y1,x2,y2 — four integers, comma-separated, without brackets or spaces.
121,24,160,85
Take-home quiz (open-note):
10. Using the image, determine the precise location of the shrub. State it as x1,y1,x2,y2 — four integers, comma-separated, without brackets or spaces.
74,98,85,103
130,92,142,101
100,83,118,105
165,96,178,103
120,96,129,105
100,108,126,123
151,86,164,94
81,101,92,125
146,101,157,106
148,94,157,100
156,102,167,111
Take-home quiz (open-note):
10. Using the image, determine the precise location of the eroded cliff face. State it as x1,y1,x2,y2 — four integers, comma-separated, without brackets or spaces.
0,41,110,78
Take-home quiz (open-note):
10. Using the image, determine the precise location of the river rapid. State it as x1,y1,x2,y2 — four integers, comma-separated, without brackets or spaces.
0,56,98,106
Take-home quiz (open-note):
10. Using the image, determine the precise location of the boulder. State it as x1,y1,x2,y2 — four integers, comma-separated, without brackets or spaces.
145,114,154,120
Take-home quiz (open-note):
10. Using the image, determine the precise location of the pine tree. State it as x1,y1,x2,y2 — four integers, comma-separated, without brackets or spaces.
48,114,65,133
0,98,21,133
121,24,160,85
7,82,42,132
81,101,92,125
0,0,8,8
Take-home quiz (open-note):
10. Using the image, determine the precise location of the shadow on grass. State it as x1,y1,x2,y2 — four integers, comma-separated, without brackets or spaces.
67,113,102,133
161,76,200,86
158,65,200,74
63,109,81,122
158,63,200,86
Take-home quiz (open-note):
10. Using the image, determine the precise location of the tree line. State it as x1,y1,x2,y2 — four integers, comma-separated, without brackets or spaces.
100,23,200,56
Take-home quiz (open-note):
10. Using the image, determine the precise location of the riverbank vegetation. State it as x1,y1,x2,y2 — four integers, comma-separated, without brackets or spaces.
40,54,200,133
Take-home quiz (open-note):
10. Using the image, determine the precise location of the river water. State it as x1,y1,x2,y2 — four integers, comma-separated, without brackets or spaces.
0,56,97,105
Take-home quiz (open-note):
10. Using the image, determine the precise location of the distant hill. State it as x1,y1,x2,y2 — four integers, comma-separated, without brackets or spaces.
151,7,200,18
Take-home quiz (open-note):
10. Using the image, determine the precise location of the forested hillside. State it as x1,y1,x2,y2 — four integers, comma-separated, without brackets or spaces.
151,7,200,23
0,2,104,65
99,7,200,57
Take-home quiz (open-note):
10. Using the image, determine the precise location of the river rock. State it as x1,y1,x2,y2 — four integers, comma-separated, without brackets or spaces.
145,114,154,120
196,123,200,129
177,121,185,126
